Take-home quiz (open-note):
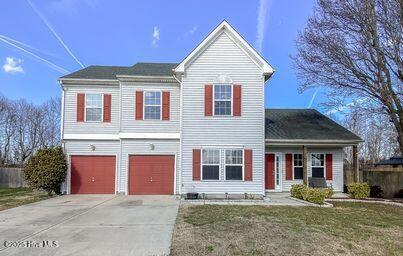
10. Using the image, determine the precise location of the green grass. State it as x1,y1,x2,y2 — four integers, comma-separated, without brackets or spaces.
0,187,53,211
171,202,403,256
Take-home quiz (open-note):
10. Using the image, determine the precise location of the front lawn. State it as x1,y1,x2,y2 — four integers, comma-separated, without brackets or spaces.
0,187,53,211
171,202,403,256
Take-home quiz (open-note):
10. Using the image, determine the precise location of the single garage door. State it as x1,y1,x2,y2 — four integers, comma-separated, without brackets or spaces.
129,155,174,195
70,156,116,194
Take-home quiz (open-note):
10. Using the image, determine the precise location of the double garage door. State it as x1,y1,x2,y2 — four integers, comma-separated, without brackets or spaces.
70,155,174,195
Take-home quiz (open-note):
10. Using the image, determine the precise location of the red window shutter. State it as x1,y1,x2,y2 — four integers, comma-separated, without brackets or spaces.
162,91,170,120
103,94,111,122
326,154,333,180
77,93,85,122
244,149,253,181
135,91,143,120
233,85,242,116
193,149,201,181
204,84,213,116
285,154,293,180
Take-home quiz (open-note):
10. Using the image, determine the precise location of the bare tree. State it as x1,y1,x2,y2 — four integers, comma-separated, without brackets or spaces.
39,97,61,147
293,0,403,154
0,96,17,166
0,96,62,167
343,107,398,166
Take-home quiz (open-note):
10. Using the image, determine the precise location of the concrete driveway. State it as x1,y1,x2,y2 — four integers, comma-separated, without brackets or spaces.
0,195,179,256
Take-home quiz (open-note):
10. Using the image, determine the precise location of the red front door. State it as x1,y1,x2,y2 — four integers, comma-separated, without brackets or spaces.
129,155,175,195
265,154,275,189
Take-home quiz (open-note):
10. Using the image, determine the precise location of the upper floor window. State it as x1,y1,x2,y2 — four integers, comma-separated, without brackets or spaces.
311,154,325,178
225,149,243,180
214,84,232,116
144,91,161,120
85,93,102,122
202,149,220,180
293,154,303,180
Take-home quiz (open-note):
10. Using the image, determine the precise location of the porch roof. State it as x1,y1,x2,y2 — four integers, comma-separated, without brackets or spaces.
265,109,362,145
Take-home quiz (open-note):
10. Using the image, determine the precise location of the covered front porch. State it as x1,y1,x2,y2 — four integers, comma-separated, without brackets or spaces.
264,109,363,193
265,143,360,193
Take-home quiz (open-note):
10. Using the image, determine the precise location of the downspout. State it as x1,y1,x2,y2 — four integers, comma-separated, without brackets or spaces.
59,80,66,194
173,71,182,195
59,80,65,151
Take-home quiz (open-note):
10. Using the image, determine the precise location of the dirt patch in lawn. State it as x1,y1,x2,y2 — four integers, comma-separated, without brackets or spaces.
171,202,403,256
0,188,53,211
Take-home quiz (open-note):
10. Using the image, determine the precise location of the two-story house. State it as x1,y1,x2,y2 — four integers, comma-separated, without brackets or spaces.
59,21,361,196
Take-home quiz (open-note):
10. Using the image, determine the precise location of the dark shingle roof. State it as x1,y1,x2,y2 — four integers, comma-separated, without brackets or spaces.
60,62,178,80
265,109,362,142
375,156,403,166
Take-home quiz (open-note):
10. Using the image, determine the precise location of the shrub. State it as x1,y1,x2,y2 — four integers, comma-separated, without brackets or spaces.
370,185,383,198
395,189,403,198
321,187,334,199
290,184,307,199
23,147,67,195
347,182,370,199
291,184,328,204
302,187,327,204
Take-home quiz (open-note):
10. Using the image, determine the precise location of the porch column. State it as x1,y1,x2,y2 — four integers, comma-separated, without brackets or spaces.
302,145,308,185
353,145,359,182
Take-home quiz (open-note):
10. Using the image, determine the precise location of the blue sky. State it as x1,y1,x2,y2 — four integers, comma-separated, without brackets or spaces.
0,0,321,108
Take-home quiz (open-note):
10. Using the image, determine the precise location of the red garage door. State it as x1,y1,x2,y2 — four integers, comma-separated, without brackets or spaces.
70,156,116,194
129,155,174,195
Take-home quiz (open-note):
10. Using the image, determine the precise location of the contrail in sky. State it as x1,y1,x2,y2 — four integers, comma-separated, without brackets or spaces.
0,34,60,59
0,37,70,74
308,88,319,108
26,0,85,68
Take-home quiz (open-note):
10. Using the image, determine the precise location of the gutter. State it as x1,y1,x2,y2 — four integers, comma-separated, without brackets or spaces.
266,139,363,146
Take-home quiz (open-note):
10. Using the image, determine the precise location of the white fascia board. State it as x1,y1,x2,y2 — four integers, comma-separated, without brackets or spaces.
119,133,180,139
63,133,180,140
63,134,120,140
174,20,275,75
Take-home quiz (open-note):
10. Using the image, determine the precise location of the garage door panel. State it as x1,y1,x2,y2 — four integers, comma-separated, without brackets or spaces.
129,155,174,195
71,156,116,194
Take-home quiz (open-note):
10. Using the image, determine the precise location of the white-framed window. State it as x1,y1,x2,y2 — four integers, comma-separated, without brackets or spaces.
201,149,220,180
85,93,103,122
225,149,243,180
311,154,325,178
144,91,161,120
214,84,232,116
293,154,303,180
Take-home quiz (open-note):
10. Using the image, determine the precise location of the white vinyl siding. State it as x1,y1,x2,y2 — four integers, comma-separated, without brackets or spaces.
63,85,119,134
120,82,179,133
181,31,265,195
266,146,344,192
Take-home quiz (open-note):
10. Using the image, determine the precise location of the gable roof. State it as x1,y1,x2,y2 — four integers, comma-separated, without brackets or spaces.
265,109,362,144
174,20,275,76
60,62,177,80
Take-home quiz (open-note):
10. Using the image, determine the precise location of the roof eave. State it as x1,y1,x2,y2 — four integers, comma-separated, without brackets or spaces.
265,139,363,147
174,20,274,75
116,75,177,83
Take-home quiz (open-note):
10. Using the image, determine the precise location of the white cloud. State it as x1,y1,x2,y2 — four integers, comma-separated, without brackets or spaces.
256,0,273,53
3,57,24,74
189,26,198,34
152,26,160,47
